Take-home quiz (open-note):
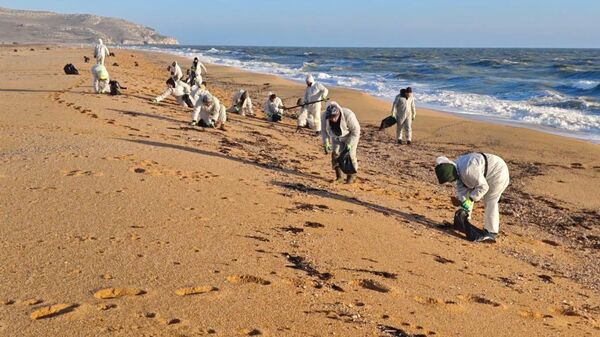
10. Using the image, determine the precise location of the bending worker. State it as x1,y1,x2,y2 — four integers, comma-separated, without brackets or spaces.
298,74,328,133
190,94,227,131
91,64,110,94
263,92,285,122
435,153,510,242
228,89,254,116
153,78,195,107
94,39,110,65
321,102,360,184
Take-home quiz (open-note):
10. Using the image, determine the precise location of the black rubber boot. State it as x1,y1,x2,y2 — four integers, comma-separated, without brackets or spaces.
334,167,344,183
346,174,357,184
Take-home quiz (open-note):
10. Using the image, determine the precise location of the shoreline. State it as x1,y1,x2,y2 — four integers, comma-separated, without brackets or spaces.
122,45,600,145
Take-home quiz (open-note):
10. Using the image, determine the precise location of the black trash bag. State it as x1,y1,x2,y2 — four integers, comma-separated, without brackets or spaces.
271,114,282,122
379,116,396,130
182,94,194,108
63,63,79,75
336,148,357,175
109,80,127,96
453,209,486,242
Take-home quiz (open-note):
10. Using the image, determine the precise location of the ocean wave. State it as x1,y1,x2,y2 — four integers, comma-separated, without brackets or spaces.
468,59,522,67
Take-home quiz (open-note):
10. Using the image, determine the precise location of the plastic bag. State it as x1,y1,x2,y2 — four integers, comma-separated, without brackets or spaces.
336,148,357,174
379,116,396,130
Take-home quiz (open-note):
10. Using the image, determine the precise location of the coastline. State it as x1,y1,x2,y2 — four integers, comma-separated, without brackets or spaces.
125,45,600,144
1,45,598,336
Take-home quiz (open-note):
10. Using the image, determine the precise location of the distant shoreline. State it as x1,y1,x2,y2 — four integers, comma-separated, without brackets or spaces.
120,45,600,145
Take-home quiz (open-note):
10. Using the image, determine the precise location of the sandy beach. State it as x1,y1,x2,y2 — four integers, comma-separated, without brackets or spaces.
0,45,598,337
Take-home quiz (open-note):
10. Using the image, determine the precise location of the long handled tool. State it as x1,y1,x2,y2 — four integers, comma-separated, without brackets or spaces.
283,98,330,110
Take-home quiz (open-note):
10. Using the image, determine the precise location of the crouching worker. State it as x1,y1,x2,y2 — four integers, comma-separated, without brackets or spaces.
435,153,510,242
321,102,361,184
91,64,110,94
227,89,254,116
263,92,285,122
190,95,227,130
153,78,195,108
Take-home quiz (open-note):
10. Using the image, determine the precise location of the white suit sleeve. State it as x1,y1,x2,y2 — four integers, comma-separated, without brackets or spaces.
346,112,361,147
105,45,110,57
469,172,489,202
244,97,253,115
321,116,330,145
319,83,329,99
456,180,469,202
391,96,399,118
411,98,417,120
200,63,208,74
155,87,173,102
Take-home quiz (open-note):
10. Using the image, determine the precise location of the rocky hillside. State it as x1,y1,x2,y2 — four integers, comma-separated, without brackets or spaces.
0,7,178,45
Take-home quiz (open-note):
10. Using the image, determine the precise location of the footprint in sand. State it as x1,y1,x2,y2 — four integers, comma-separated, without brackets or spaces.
30,304,78,320
226,275,271,286
94,288,145,299
461,294,503,308
351,279,391,293
175,286,218,296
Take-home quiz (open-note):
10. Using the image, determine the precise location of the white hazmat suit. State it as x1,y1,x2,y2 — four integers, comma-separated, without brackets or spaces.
91,64,110,94
263,93,284,121
154,80,195,106
392,93,417,142
321,102,361,171
298,74,328,132
190,60,207,86
193,95,227,127
168,62,183,82
441,153,510,234
94,39,110,66
228,90,253,116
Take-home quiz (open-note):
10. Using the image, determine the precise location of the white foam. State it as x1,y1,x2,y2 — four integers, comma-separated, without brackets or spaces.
573,80,599,90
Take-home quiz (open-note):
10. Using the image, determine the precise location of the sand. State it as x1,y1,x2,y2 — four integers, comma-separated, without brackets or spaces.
0,45,598,337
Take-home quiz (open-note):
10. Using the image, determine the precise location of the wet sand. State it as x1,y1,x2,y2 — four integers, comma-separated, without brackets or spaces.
0,45,598,337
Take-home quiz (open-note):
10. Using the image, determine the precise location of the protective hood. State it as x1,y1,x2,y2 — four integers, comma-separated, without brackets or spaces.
435,156,458,184
306,74,315,85
325,101,342,118
98,38,103,45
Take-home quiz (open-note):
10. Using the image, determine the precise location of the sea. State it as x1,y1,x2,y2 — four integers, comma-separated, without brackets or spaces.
130,45,600,143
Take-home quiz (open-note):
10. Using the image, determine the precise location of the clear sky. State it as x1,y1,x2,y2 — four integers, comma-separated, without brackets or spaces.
1,0,599,48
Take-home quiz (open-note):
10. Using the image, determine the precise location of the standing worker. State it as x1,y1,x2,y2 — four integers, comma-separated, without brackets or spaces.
168,61,183,82
189,57,208,87
298,74,328,134
94,39,110,66
321,102,361,184
392,87,417,145
435,153,510,242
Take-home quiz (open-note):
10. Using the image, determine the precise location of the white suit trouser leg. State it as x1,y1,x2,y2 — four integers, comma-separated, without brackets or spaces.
483,167,510,234
297,107,308,127
310,109,322,132
396,115,412,141
97,55,105,66
331,136,359,171
92,75,99,93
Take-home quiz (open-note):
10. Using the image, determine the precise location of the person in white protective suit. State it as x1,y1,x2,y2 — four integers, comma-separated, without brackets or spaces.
227,89,254,116
263,92,285,122
321,102,361,184
392,87,417,145
153,78,195,107
190,94,227,130
91,64,110,94
298,74,328,133
189,57,208,87
435,153,510,242
94,39,110,65
191,81,209,103
168,61,183,82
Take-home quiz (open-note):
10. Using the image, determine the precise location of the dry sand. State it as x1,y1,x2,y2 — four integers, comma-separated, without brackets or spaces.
0,45,598,337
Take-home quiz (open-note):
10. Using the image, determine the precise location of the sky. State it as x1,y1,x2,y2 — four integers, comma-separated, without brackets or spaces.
1,0,599,48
